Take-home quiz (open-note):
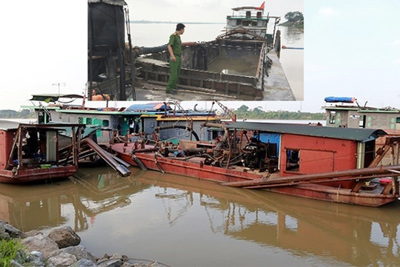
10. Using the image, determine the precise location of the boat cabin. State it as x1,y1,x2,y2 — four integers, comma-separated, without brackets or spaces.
324,105,400,131
31,105,143,145
0,120,85,183
227,3,274,41
226,122,386,176
26,97,221,144
323,97,400,131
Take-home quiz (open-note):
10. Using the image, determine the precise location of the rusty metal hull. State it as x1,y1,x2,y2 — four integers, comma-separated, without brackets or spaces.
0,166,77,184
111,143,399,207
117,150,262,183
266,184,397,207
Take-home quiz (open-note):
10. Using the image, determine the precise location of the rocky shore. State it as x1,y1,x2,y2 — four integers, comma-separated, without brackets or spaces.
0,220,166,267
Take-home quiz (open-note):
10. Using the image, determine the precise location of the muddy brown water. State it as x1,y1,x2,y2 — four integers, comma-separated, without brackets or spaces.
1,166,399,266
208,53,260,76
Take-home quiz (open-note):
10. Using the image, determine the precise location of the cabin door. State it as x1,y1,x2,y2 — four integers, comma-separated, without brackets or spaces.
363,140,375,167
46,131,58,162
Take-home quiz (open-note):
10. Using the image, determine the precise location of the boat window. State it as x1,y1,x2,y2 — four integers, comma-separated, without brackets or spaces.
286,149,300,172
359,115,366,128
328,111,336,124
103,120,109,127
243,20,251,27
93,118,102,126
396,117,400,123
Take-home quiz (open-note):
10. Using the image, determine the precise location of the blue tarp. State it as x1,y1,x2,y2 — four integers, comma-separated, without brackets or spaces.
324,96,355,103
259,132,281,157
125,103,171,112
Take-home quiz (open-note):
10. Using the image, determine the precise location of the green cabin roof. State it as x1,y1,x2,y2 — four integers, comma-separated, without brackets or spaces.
226,122,386,142
324,105,400,114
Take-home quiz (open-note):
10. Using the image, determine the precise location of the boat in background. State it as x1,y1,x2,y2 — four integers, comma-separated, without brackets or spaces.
24,94,225,145
323,96,400,165
323,96,400,132
0,120,85,184
23,95,231,175
110,121,400,207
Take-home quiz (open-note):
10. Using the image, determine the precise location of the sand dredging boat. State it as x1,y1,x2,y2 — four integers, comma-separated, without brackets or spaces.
134,4,291,100
88,1,293,101
22,95,400,206
109,121,400,207
0,120,85,184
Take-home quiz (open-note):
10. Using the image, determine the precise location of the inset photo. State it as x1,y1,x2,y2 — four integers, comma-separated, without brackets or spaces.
88,0,304,102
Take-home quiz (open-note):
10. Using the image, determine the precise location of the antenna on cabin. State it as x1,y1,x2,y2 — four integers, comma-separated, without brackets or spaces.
52,82,66,95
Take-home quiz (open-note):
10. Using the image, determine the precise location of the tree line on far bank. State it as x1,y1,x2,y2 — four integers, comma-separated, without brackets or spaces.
0,106,325,121
232,105,325,121
0,109,34,119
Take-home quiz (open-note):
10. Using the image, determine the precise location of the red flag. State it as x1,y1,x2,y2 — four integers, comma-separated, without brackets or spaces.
256,1,265,10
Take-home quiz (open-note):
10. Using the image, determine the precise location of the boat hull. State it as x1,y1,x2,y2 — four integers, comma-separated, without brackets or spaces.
266,184,397,207
0,166,77,184
112,143,399,207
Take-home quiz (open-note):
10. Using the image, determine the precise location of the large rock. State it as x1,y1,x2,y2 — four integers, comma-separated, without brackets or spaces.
49,245,96,262
28,251,46,267
0,223,9,240
0,220,26,239
46,252,77,267
48,226,81,248
72,259,97,267
21,233,59,259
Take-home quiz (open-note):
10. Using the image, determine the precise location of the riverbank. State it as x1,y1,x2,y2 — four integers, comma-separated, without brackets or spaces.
0,220,168,267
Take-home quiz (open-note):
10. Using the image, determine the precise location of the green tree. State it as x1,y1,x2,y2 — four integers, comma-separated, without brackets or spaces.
252,107,265,117
284,11,304,23
237,105,249,113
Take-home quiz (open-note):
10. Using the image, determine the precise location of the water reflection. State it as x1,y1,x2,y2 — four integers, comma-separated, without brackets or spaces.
1,167,399,266
0,169,150,232
281,25,304,43
279,25,304,100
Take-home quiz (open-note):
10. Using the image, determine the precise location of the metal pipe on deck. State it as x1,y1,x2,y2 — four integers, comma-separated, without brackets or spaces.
82,138,131,177
222,165,400,188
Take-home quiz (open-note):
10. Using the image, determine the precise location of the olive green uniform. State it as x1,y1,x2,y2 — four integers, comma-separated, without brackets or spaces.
166,33,182,92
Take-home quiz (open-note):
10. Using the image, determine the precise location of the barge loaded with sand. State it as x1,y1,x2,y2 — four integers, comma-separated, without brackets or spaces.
88,1,294,101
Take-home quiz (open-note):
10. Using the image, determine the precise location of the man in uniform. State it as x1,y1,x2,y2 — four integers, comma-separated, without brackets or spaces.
166,23,185,94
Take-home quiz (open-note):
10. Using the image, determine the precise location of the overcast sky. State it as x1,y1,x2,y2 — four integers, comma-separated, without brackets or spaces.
0,0,399,113
127,0,302,23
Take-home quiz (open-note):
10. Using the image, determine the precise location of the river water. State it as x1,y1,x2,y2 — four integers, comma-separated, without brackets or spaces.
1,166,400,266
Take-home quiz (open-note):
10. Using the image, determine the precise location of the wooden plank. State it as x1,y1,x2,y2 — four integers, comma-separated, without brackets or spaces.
350,181,364,193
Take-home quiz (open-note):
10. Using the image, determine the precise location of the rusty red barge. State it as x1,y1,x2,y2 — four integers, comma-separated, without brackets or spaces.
110,121,400,207
0,120,85,184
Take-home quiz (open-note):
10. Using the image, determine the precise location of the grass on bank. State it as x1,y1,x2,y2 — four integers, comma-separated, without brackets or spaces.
0,239,23,267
